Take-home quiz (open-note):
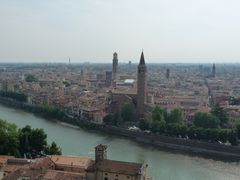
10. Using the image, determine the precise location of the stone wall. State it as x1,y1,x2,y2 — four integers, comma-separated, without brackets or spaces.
101,125,240,160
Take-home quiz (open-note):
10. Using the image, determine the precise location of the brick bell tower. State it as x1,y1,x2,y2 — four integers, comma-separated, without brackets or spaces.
112,52,118,85
137,51,147,119
95,144,107,162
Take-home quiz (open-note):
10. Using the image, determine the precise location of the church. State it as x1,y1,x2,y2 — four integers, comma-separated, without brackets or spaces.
109,52,149,120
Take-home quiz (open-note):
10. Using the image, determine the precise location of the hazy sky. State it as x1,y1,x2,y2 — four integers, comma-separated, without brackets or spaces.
1,0,240,63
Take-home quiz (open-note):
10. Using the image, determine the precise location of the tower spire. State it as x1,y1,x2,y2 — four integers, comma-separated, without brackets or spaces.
139,51,145,65
212,63,216,77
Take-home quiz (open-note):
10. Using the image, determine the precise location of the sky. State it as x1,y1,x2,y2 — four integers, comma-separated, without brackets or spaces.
1,0,240,63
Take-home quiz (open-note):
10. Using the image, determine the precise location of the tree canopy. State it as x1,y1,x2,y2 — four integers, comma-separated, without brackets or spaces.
167,108,184,124
0,119,62,158
138,106,238,145
235,118,240,139
211,104,229,127
152,106,165,122
25,74,38,82
45,141,62,155
0,119,20,156
121,103,135,122
193,112,220,129
0,91,27,102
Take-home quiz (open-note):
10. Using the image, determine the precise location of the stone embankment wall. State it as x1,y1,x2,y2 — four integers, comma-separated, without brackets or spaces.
101,126,240,160
0,97,240,161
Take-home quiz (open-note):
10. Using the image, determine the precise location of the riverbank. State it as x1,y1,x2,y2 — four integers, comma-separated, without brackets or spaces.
0,96,240,161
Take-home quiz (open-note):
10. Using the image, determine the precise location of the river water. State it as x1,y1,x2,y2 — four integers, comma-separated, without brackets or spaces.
0,104,239,180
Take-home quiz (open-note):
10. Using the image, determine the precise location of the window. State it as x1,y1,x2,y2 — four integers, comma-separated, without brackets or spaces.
115,174,119,177
105,173,108,175
127,176,130,179
104,178,108,180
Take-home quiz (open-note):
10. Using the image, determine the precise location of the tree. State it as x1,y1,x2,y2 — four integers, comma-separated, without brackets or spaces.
0,120,62,158
121,103,135,122
151,106,166,122
193,112,220,128
0,91,27,102
63,81,70,87
205,128,219,142
103,114,114,125
18,125,47,158
228,130,238,146
25,74,38,82
211,104,229,127
45,141,62,155
167,108,184,124
139,118,150,130
218,129,228,143
0,119,20,156
178,125,188,137
235,118,240,139
151,120,166,134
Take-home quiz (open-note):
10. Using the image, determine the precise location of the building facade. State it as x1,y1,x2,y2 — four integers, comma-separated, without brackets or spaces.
1,144,150,180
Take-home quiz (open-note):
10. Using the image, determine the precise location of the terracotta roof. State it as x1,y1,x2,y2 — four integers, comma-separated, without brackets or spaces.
96,159,143,176
3,164,25,173
4,169,44,180
2,157,31,173
43,170,84,180
0,156,13,165
31,157,55,170
50,155,92,169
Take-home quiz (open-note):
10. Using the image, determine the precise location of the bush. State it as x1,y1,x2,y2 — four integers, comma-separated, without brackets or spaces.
151,120,166,134
228,130,238,146
218,129,228,143
139,118,151,131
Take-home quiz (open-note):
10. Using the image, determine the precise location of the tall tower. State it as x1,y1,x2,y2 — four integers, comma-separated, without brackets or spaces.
212,63,216,77
112,52,118,83
95,144,107,162
137,52,147,119
166,68,170,78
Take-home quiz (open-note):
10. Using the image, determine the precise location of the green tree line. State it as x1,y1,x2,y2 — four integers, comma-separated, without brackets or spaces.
103,102,135,125
26,104,66,119
0,119,61,158
139,105,239,146
0,90,27,102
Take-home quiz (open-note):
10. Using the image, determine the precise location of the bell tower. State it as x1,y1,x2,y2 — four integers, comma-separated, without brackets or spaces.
95,144,107,162
137,51,147,119
112,52,118,83
212,63,216,78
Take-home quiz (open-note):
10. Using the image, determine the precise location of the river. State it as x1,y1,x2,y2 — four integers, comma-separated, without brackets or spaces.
0,104,239,180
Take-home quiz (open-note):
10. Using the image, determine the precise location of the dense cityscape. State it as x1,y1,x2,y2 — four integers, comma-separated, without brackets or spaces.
0,53,240,179
1,0,240,179
1,53,240,129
